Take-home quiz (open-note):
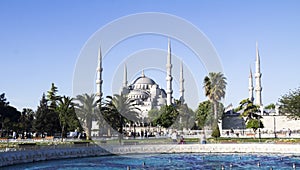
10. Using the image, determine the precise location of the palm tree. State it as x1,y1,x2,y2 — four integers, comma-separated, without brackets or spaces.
75,93,97,140
56,96,75,141
103,94,140,144
203,72,227,120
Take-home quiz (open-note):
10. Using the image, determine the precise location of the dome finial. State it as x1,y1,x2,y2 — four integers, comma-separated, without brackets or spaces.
141,70,145,77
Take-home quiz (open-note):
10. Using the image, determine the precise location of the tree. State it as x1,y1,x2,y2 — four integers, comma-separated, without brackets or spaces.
34,93,60,136
246,119,264,133
264,103,275,110
0,93,21,137
44,83,61,136
171,101,195,130
102,94,140,144
0,93,9,107
47,83,60,110
203,72,227,121
211,124,220,139
195,100,213,129
152,105,179,128
279,87,300,119
56,96,81,141
178,104,195,130
75,93,97,140
147,108,160,122
237,99,261,121
19,108,34,133
236,98,264,134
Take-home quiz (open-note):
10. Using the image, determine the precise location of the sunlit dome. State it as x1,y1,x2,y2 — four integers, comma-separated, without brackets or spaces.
132,70,156,85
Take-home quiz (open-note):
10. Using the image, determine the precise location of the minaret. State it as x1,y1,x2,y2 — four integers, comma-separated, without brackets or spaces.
248,67,254,102
123,64,128,88
166,39,173,105
179,61,184,104
96,47,103,105
255,42,262,106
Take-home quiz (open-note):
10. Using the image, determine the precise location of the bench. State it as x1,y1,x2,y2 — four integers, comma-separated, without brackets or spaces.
246,133,255,137
73,141,90,145
18,143,36,148
123,141,139,145
45,136,54,140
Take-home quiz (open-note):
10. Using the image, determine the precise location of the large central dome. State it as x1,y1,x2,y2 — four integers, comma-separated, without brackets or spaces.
133,76,156,85
132,71,156,85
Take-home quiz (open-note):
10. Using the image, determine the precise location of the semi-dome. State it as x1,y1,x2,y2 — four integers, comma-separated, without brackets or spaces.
128,89,149,99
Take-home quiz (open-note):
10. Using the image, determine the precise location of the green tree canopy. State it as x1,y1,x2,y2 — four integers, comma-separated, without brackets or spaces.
195,100,213,129
279,87,300,119
34,93,61,136
203,72,227,121
211,124,221,138
152,105,179,128
56,96,81,140
246,119,264,133
176,103,195,130
264,103,275,110
147,108,160,122
47,83,61,111
195,100,224,130
102,94,140,143
75,93,97,140
237,98,264,133
19,108,34,133
236,98,261,120
0,93,21,136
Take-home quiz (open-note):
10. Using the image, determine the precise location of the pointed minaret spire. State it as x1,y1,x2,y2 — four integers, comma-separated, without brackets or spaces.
256,42,260,73
179,61,184,104
123,64,128,87
141,69,145,77
249,66,254,102
255,42,262,106
166,38,173,105
96,47,103,105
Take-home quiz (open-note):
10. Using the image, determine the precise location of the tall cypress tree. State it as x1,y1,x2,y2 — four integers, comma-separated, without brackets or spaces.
34,92,61,136
46,83,61,136
47,83,59,110
33,93,48,135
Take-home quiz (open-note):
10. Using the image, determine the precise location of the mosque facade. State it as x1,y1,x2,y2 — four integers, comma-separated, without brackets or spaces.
96,40,184,120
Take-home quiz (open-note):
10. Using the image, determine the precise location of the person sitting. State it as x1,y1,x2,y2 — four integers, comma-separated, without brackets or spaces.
179,136,185,144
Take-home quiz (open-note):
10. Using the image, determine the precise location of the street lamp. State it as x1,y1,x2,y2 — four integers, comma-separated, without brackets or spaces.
273,115,277,138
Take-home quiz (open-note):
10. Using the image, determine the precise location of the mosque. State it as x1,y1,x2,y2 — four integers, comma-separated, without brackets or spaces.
93,41,300,137
95,40,184,120
223,43,300,137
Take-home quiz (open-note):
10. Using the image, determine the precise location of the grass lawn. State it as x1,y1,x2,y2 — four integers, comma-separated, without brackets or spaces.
1,137,300,149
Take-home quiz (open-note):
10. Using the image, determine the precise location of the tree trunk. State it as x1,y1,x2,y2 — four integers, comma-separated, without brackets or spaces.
61,125,64,142
107,127,111,137
213,101,218,120
86,119,92,140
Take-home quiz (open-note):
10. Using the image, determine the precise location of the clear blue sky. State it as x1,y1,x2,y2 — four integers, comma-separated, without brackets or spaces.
1,0,300,111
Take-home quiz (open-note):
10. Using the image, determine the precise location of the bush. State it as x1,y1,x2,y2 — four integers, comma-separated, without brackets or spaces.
211,125,220,138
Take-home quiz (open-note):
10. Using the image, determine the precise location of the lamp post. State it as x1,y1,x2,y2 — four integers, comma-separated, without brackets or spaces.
273,115,277,138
